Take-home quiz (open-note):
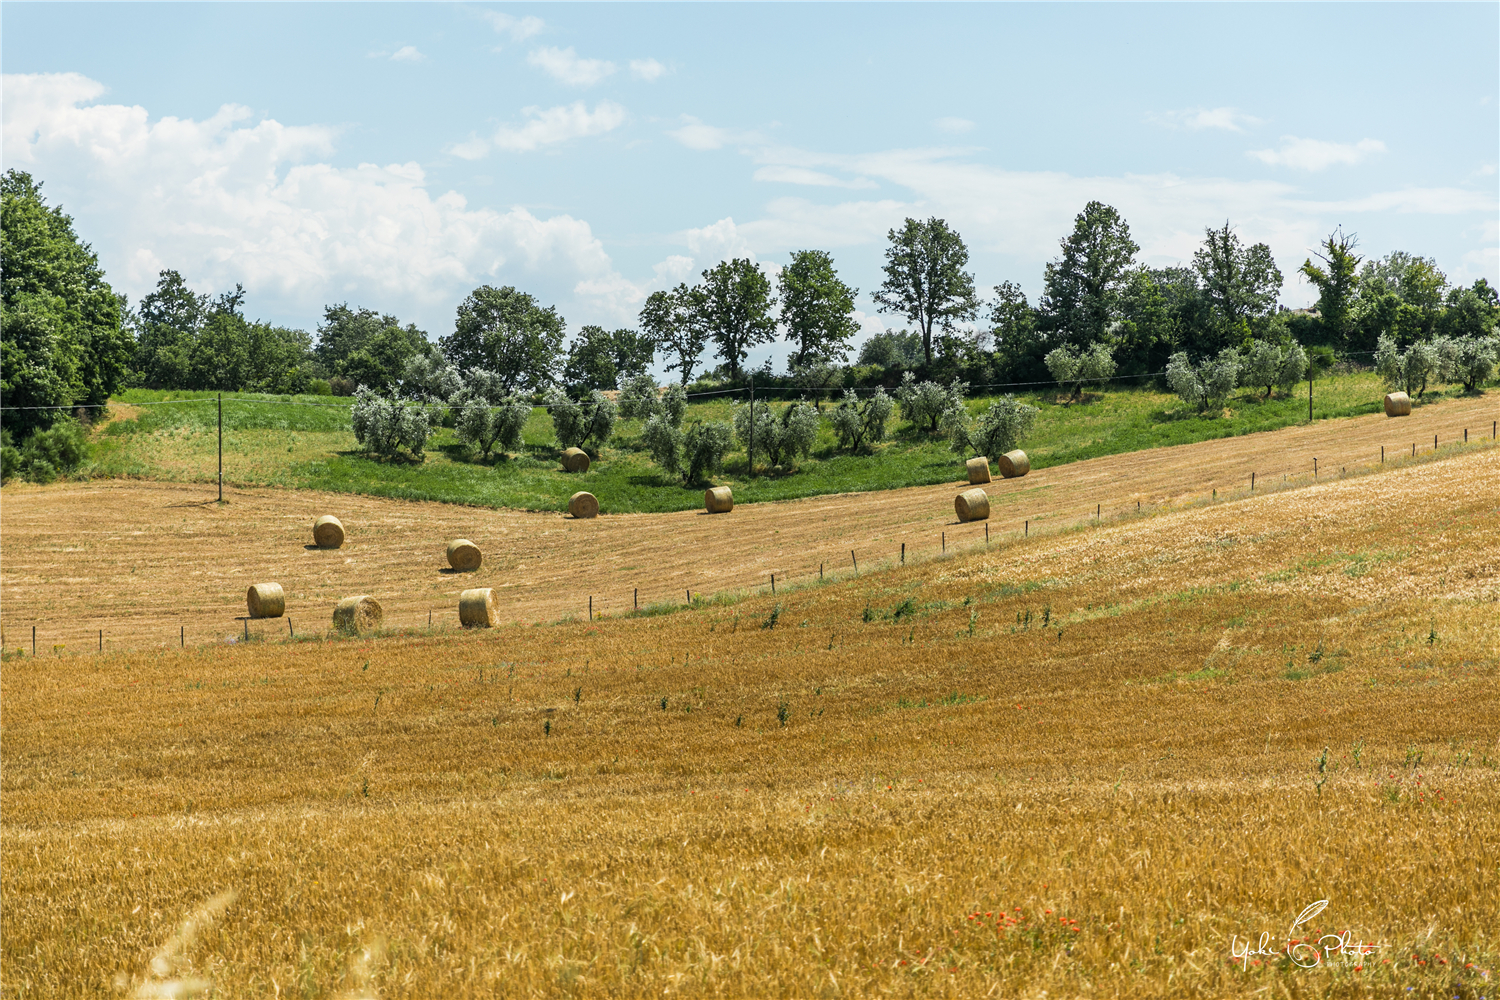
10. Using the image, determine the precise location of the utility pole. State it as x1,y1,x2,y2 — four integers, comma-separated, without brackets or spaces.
1308,375,1313,424
747,373,754,477
218,392,223,502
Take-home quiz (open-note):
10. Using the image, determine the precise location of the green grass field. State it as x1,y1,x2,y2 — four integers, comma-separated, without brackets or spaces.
88,373,1468,513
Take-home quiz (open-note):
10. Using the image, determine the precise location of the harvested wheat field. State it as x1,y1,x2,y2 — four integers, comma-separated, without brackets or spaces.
2,395,1494,654
2,444,1497,998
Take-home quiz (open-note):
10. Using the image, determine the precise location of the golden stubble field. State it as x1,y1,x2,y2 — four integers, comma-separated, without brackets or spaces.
2,445,1497,998
2,392,1494,653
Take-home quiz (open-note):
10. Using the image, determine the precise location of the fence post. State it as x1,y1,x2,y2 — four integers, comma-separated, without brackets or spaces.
288,618,294,638
819,562,823,580
1434,434,1437,452
942,532,945,553
1381,446,1384,464
33,625,37,656
851,550,857,575
634,587,639,611
686,589,691,604
180,625,184,648
771,575,775,595
1251,471,1255,491
99,629,102,652
1025,520,1029,537
1313,457,1318,478
985,523,989,544
901,543,905,565
589,596,593,621
747,375,754,477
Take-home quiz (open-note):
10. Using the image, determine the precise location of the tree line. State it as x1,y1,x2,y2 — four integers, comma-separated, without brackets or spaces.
5,167,1498,451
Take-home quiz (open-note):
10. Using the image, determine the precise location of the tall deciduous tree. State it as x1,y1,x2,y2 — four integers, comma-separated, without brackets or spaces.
1040,202,1140,349
1,170,132,436
699,258,777,382
639,283,710,385
1300,229,1362,348
779,250,859,368
873,217,978,366
133,269,207,389
1192,222,1283,348
316,304,429,391
441,285,565,393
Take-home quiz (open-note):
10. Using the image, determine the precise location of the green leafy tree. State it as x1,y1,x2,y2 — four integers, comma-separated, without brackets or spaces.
545,387,618,454
1239,340,1308,398
700,259,778,382
1436,280,1500,341
873,217,978,366
1299,229,1362,348
1434,336,1498,393
827,388,895,453
1,170,132,437
948,396,1038,460
317,304,429,392
351,386,433,459
562,325,621,392
1374,335,1438,397
857,329,923,371
1113,268,1179,375
895,371,967,433
1192,222,1283,348
1040,202,1140,349
640,284,710,385
452,369,532,460
988,281,1046,380
733,400,820,467
779,249,859,368
1043,342,1116,400
132,269,206,389
1165,349,1242,411
442,286,565,393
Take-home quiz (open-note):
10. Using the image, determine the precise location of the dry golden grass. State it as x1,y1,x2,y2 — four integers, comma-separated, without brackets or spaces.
2,447,1497,997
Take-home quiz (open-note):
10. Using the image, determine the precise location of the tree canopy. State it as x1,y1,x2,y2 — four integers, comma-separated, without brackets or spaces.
441,285,565,393
779,249,860,369
873,217,978,366
1040,201,1139,349
699,258,778,382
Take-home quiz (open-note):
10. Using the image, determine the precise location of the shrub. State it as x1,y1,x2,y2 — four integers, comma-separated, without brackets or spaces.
684,420,733,482
1239,340,1308,398
15,417,91,482
454,392,532,460
328,376,356,397
402,352,463,404
351,385,433,459
617,375,687,427
789,361,845,410
827,388,894,453
1166,349,1242,411
546,388,618,454
0,429,21,483
307,378,333,396
640,414,685,478
1374,335,1438,397
1043,342,1116,400
948,395,1039,459
1434,335,1498,393
895,372,967,433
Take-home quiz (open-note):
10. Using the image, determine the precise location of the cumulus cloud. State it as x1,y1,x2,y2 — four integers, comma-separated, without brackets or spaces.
629,58,668,82
3,72,639,329
480,11,544,41
1149,107,1264,132
666,115,764,151
933,116,975,134
527,46,616,86
449,101,628,157
1248,136,1387,171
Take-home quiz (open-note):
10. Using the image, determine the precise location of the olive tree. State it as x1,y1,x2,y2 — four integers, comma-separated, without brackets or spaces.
1374,334,1438,397
895,371,967,433
1165,349,1242,411
947,395,1039,459
351,385,434,459
1434,335,1498,393
545,387,618,453
1043,342,1116,400
732,400,820,467
1239,340,1308,398
827,388,895,453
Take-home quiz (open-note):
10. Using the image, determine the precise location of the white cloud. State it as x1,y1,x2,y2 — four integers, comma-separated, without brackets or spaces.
447,101,628,159
1248,136,1387,171
653,255,696,284
933,116,975,134
389,45,424,63
629,58,668,82
1150,107,1264,132
527,46,616,87
3,72,637,329
666,115,764,151
479,11,544,41
684,217,755,264
752,165,877,189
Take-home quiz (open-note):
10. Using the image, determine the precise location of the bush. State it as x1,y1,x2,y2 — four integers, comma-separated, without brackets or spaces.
895,372,967,433
1,429,24,483
733,400,820,468
684,420,733,483
827,388,895,453
307,378,333,396
14,417,92,482
1434,335,1498,393
948,395,1038,459
329,376,356,397
1166,349,1242,411
1239,340,1308,398
1043,343,1116,400
351,386,433,459
454,394,531,460
1374,335,1438,397
617,375,687,427
546,388,618,454
640,414,685,478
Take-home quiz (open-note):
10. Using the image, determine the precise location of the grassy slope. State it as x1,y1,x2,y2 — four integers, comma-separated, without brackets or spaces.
90,375,1474,513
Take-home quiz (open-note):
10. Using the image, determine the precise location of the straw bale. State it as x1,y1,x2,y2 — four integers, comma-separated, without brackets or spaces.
446,538,482,572
1384,392,1412,417
705,486,734,513
312,515,345,549
333,595,382,635
998,450,1031,478
458,588,499,628
561,447,591,473
246,582,285,619
955,487,990,522
568,491,599,519
966,456,992,484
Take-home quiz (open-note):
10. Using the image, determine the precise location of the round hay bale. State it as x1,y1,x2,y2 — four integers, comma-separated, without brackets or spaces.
446,538,482,572
965,456,992,485
312,514,345,549
568,491,599,519
1384,391,1412,417
333,595,382,635
997,449,1030,478
955,487,990,523
560,447,591,473
705,485,734,513
458,587,498,628
246,582,285,619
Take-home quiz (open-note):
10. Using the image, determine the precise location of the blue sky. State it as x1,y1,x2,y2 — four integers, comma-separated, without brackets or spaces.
5,2,1496,370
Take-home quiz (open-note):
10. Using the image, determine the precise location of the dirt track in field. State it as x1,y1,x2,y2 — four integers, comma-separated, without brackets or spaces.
3,394,1495,652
